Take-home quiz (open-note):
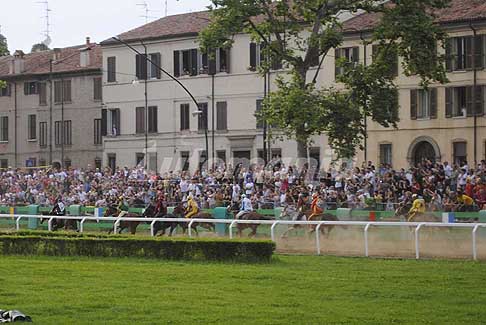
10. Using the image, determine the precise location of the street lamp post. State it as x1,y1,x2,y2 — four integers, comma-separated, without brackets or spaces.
111,37,209,170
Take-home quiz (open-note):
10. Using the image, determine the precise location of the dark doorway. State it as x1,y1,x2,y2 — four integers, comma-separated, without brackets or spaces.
233,150,251,169
413,141,436,166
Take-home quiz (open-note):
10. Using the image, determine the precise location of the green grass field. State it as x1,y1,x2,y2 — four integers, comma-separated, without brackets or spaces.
0,255,485,324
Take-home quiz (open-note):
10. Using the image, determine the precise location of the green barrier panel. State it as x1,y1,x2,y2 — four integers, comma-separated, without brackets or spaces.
336,208,351,221
256,209,274,216
84,206,95,214
0,206,9,214
167,207,175,214
15,206,30,215
480,210,486,223
67,205,82,216
128,208,145,214
27,205,39,230
213,207,228,236
274,207,284,220
39,206,52,214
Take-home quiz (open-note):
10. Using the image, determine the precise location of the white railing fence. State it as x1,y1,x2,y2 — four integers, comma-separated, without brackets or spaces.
0,214,485,260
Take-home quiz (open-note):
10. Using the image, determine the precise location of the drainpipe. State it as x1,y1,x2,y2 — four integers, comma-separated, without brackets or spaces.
470,22,478,167
360,31,368,163
14,81,17,167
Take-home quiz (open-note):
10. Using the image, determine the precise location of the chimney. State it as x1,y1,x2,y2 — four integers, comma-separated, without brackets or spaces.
86,37,91,46
52,48,62,62
10,50,25,74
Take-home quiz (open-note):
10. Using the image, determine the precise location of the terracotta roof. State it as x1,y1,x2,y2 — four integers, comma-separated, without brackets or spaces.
108,11,212,44
0,44,102,78
344,0,486,33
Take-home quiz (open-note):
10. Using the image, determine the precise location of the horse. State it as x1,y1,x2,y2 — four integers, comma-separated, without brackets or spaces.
173,203,215,236
40,208,78,232
227,205,274,238
104,205,142,235
280,206,341,238
142,204,179,236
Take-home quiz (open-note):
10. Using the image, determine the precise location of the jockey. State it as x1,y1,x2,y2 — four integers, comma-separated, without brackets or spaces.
407,194,426,221
154,192,167,216
51,196,66,216
184,193,199,219
117,196,129,218
308,193,323,221
236,194,253,219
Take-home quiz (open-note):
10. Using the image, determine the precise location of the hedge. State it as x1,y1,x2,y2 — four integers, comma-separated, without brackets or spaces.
0,232,275,263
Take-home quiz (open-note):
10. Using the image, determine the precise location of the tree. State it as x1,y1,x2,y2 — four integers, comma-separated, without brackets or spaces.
0,34,9,56
200,0,449,159
31,43,50,53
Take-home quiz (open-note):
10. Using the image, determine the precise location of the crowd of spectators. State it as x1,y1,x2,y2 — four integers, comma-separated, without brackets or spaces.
0,159,484,212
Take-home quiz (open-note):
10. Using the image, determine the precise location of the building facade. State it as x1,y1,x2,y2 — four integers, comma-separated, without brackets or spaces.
0,39,103,168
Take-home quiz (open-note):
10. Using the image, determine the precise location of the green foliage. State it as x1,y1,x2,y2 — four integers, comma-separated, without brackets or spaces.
201,0,450,158
0,232,275,262
31,42,50,53
0,34,9,56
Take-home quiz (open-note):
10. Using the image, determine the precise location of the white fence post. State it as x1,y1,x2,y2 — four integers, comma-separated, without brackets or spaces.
48,217,54,232
315,222,324,255
150,220,157,237
415,223,424,259
364,223,372,257
113,219,120,234
80,217,87,233
270,221,280,242
15,216,22,231
472,224,480,261
188,219,196,238
229,220,237,239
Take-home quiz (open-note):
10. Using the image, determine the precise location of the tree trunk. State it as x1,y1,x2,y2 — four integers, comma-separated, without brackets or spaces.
295,65,309,161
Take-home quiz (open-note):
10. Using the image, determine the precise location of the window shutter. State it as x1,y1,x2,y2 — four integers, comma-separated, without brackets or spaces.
152,53,161,79
190,49,198,76
474,86,484,116
208,49,217,75
63,80,71,102
466,36,473,70
149,106,158,133
223,48,230,73
466,86,474,116
115,109,121,135
249,43,257,71
173,51,180,77
445,88,453,118
430,88,437,119
216,101,227,130
352,47,360,64
335,49,341,78
410,89,418,120
445,39,453,72
474,35,483,69
136,107,144,134
101,109,107,136
24,82,29,95
136,54,141,79
107,57,116,82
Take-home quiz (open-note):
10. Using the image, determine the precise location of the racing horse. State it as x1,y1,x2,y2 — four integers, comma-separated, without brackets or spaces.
173,203,215,236
142,203,179,236
227,205,274,238
280,205,341,238
40,208,78,231
104,205,143,235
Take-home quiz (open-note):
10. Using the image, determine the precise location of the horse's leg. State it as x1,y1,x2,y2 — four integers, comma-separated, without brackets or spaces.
249,225,257,238
237,225,243,237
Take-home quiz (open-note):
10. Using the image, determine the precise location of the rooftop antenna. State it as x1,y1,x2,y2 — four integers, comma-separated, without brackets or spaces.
137,1,158,24
164,0,168,17
36,0,52,47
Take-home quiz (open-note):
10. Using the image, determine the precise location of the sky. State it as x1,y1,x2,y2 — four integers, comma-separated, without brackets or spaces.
0,0,212,53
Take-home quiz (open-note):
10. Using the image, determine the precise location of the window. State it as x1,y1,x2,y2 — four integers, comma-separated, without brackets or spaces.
175,48,230,77
39,122,47,147
93,77,102,101
38,82,47,105
102,108,121,136
107,154,116,171
64,159,72,168
216,150,226,164
335,47,359,77
54,120,72,146
446,36,484,72
0,83,11,97
372,44,399,77
174,49,198,77
94,157,102,170
0,116,8,142
410,89,437,119
199,150,208,169
107,56,116,82
25,158,36,168
149,53,161,79
180,151,190,171
198,103,208,131
94,119,102,145
39,159,46,167
27,115,36,140
136,153,145,166
135,54,148,80
180,104,190,131
379,144,392,166
256,99,264,129
135,107,145,134
205,48,231,74
24,82,38,95
0,159,8,169
249,43,281,71
54,80,71,103
445,86,484,118
148,106,157,133
216,101,227,130
453,141,467,165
